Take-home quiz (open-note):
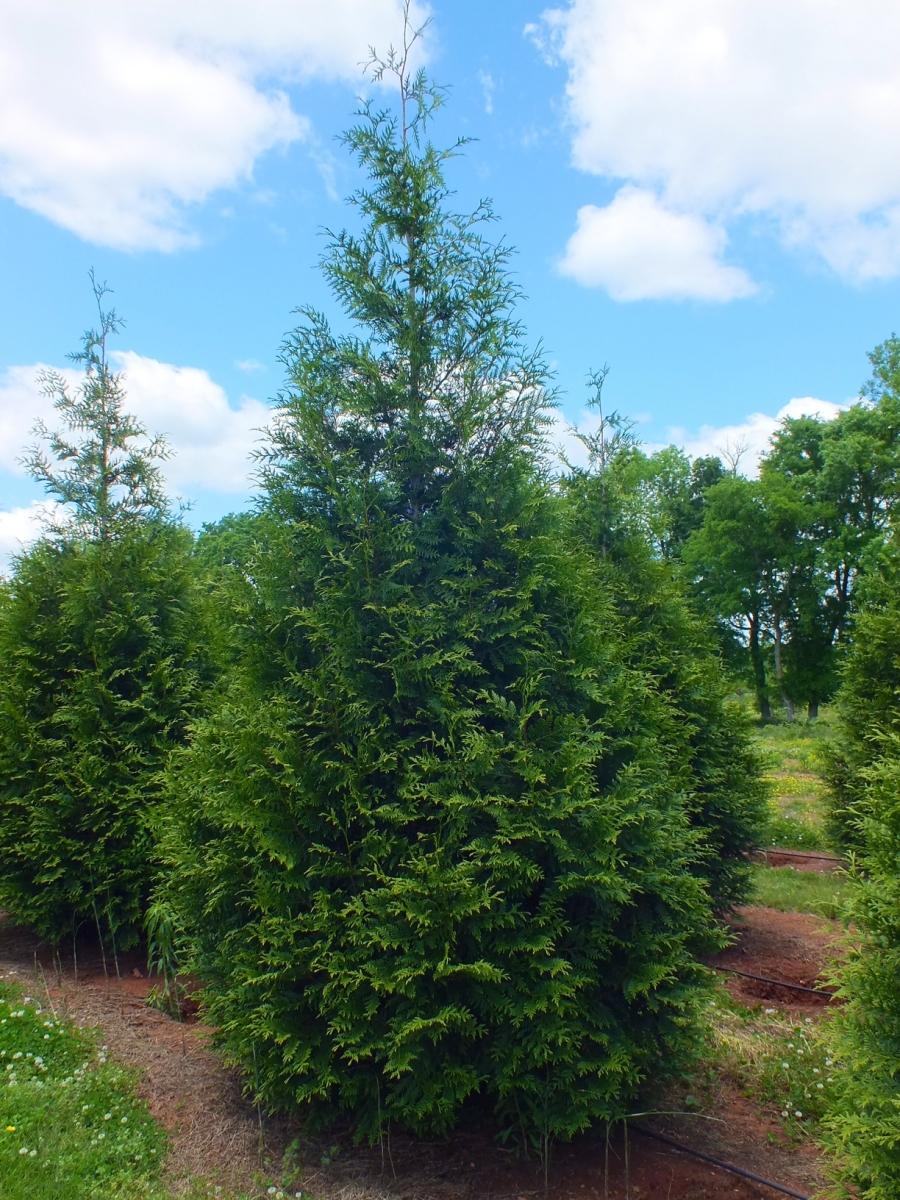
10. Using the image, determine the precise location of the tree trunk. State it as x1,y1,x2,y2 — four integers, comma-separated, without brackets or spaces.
772,609,794,722
748,614,770,720
808,700,819,720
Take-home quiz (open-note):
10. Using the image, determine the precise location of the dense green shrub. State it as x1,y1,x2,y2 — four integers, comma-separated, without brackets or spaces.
825,742,900,1198
822,534,900,852
161,79,720,1147
819,523,900,1196
0,287,212,947
562,424,768,911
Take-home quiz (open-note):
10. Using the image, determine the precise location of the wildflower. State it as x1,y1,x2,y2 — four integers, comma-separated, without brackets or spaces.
817,1083,824,1089
782,1061,790,1068
121,1117,128,1124
795,1110,803,1118
5,1126,14,1132
104,1113,112,1120
19,1147,28,1155
29,1149,36,1157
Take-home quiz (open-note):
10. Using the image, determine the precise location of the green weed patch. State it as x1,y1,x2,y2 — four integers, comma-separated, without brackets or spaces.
0,981,166,1198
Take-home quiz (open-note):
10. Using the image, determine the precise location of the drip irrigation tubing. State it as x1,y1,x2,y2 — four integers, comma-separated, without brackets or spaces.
632,1126,811,1199
711,964,835,998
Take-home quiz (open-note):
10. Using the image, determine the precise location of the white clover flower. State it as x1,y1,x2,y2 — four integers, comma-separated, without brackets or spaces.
795,1110,803,1118
104,1113,112,1121
121,1117,128,1124
29,1149,36,1157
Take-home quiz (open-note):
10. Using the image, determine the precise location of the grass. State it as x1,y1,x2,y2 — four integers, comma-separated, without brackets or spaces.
753,712,837,852
703,988,839,1143
749,864,850,921
0,980,167,1199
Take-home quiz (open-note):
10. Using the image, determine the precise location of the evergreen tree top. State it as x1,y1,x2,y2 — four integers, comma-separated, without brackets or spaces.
23,272,170,543
265,13,556,526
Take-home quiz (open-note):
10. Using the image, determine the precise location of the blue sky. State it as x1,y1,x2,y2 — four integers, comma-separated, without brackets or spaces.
3,0,900,553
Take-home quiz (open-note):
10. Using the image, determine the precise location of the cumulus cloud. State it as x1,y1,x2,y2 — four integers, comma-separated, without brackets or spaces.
0,501,59,565
0,1,426,250
664,398,848,474
540,0,900,285
550,396,847,477
0,353,268,497
559,187,756,301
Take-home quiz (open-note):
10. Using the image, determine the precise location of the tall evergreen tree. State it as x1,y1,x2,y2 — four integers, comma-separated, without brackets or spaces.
161,53,718,1147
822,528,900,1196
561,403,767,912
0,280,212,946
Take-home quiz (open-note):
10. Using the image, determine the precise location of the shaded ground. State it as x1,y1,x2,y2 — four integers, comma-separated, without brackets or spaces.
0,905,836,1200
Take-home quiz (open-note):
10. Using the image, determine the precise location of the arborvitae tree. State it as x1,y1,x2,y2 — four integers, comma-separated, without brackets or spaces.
822,532,900,852
561,394,768,911
161,58,717,1147
0,281,212,946
822,536,900,1195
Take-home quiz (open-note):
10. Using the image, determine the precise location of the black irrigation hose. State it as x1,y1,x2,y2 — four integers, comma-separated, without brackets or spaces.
712,964,835,998
632,1125,811,1199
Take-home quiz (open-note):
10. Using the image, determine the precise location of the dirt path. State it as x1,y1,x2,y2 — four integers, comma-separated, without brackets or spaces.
0,909,837,1199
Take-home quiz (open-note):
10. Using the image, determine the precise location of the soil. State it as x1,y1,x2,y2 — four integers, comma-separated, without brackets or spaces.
0,899,842,1200
749,850,842,874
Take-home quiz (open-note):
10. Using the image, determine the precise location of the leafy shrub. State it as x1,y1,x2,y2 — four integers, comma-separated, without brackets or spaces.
824,743,900,1199
822,538,900,853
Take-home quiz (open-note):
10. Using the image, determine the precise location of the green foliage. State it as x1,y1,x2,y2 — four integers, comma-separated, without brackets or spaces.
162,69,720,1148
824,742,900,1199
822,534,900,852
563,448,768,912
0,526,209,946
0,983,166,1198
0,285,213,947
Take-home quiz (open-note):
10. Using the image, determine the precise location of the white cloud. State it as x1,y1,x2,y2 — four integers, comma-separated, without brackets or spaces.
550,396,847,476
665,397,848,475
112,352,268,493
0,1,427,250
559,187,756,301
0,354,268,498
478,71,496,115
0,501,58,565
541,0,900,284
